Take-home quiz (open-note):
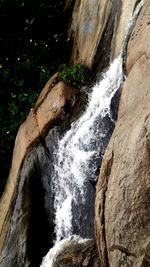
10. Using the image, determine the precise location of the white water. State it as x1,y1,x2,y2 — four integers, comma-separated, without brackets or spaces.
52,55,123,243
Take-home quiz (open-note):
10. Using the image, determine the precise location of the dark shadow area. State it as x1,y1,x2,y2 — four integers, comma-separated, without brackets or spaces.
27,164,53,267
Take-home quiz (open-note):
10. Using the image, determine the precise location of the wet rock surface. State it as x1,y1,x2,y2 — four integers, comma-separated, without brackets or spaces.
41,238,99,267
53,242,99,267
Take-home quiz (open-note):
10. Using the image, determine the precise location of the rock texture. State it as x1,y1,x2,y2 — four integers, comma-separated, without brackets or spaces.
0,75,74,256
69,0,141,68
53,241,99,267
41,237,99,267
95,1,150,266
110,0,140,59
69,0,113,67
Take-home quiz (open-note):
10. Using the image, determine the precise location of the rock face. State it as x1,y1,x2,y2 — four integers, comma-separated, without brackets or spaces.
40,237,99,267
69,0,113,67
52,241,99,267
95,2,150,266
69,0,140,68
0,76,75,265
110,0,140,59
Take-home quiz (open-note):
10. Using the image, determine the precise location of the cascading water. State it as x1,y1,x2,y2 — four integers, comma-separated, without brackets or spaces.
52,54,123,243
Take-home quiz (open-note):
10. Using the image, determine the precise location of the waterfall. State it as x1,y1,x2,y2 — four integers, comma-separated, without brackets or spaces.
52,55,123,243
0,1,144,266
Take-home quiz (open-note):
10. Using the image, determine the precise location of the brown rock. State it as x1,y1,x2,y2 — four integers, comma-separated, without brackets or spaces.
69,0,143,69
0,78,74,254
95,2,150,267
110,0,138,60
41,238,99,267
69,0,112,67
54,240,99,267
126,0,150,74
35,72,59,106
36,81,74,135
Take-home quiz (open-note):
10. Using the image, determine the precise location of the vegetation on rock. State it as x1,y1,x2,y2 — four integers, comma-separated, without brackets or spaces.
59,63,91,87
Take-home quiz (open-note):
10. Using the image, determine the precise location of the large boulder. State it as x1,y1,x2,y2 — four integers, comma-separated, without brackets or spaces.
95,1,150,266
0,75,75,264
40,236,99,267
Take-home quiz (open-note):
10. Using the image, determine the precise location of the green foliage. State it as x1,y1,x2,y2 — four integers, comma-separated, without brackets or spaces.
59,63,91,87
0,64,40,195
39,66,51,87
